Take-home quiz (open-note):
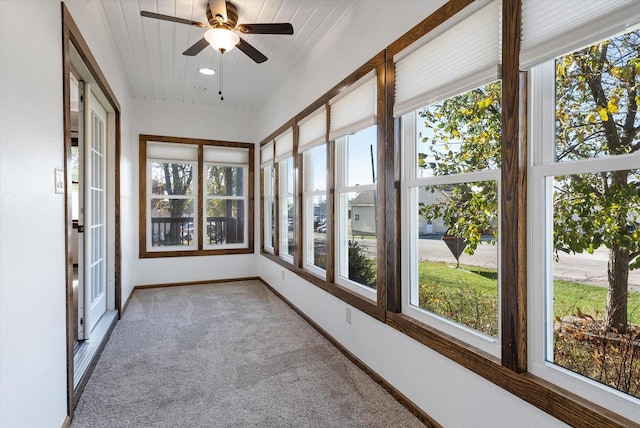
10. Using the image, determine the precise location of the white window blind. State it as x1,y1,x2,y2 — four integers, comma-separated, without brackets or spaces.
147,142,197,161
204,145,249,165
298,106,326,151
394,0,500,116
260,141,274,167
329,72,377,141
274,128,294,162
520,0,640,69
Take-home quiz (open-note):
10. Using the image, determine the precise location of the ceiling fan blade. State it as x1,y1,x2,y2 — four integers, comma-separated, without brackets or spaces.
237,38,268,63
140,11,206,28
209,0,228,23
183,38,210,56
237,23,294,35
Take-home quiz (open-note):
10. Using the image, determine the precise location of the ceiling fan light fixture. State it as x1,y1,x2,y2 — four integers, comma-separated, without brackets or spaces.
204,28,240,53
199,67,216,75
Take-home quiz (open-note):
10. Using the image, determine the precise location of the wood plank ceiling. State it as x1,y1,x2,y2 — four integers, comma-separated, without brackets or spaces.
97,0,356,111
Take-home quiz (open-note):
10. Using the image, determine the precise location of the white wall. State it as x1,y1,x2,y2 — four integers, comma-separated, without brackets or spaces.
0,2,67,426
133,99,260,286
0,1,135,426
260,258,566,427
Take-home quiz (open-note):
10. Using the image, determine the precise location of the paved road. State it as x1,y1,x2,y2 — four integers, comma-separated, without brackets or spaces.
416,238,640,291
351,236,640,291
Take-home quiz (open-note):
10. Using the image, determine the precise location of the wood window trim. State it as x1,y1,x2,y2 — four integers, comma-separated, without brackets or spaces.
139,134,254,258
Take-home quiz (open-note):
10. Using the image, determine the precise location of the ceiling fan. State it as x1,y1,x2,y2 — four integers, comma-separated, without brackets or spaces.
140,0,294,64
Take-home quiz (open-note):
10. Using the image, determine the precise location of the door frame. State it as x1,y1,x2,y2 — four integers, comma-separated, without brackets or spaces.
62,2,121,418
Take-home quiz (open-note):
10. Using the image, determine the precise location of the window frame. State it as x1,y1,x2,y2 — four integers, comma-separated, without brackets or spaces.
262,162,276,254
146,153,198,252
278,156,295,263
203,161,249,251
399,98,502,357
301,143,328,278
139,134,254,258
528,58,640,422
334,129,378,301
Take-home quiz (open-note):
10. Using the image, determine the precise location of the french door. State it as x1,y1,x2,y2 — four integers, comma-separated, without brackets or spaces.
78,82,107,339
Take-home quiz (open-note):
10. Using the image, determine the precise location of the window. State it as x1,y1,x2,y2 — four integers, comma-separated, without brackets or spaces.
275,129,295,262
146,142,197,251
299,107,328,276
397,0,502,356
335,128,378,296
204,146,249,250
528,24,640,419
279,157,295,261
401,81,502,356
303,144,327,274
140,135,253,257
331,73,378,297
261,142,275,253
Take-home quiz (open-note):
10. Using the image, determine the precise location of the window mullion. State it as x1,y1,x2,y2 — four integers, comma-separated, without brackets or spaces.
198,145,203,251
500,0,526,372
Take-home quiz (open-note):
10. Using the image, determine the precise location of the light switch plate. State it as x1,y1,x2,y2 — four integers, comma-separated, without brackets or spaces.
54,169,64,194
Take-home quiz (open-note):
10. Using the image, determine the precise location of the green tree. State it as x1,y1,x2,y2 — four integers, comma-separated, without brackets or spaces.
206,165,244,243
348,240,376,289
155,163,193,245
418,29,640,333
554,30,640,333
418,80,501,254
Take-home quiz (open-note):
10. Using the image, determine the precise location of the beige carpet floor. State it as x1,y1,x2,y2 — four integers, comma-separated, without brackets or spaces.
71,280,424,427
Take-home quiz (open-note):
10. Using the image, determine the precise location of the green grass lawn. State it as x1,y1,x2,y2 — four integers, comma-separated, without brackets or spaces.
418,260,640,326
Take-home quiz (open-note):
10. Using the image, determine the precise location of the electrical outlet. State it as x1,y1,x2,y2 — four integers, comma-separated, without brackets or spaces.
346,307,352,324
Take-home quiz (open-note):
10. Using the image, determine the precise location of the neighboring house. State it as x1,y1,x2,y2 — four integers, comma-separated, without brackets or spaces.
349,188,450,236
416,187,450,236
350,191,376,235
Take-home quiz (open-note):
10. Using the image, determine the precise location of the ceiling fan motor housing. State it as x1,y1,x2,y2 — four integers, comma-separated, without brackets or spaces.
207,2,239,29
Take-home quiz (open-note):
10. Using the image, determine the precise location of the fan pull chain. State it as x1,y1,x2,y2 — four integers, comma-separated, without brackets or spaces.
219,51,224,101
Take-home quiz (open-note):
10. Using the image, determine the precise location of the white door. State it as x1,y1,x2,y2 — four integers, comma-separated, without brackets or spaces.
82,84,108,337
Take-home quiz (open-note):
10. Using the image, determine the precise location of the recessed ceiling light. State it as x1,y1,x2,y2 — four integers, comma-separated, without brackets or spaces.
199,67,216,76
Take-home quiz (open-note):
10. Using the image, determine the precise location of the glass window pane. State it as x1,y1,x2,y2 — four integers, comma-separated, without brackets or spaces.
286,157,294,194
149,198,194,247
346,126,377,186
280,157,295,259
264,165,275,250
305,195,327,270
151,162,194,195
281,195,294,256
308,145,326,191
413,181,499,337
207,166,245,196
205,199,245,245
550,170,640,399
555,29,640,162
338,191,377,289
416,81,502,178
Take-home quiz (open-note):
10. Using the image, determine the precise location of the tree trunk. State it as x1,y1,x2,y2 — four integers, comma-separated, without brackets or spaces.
605,245,629,333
